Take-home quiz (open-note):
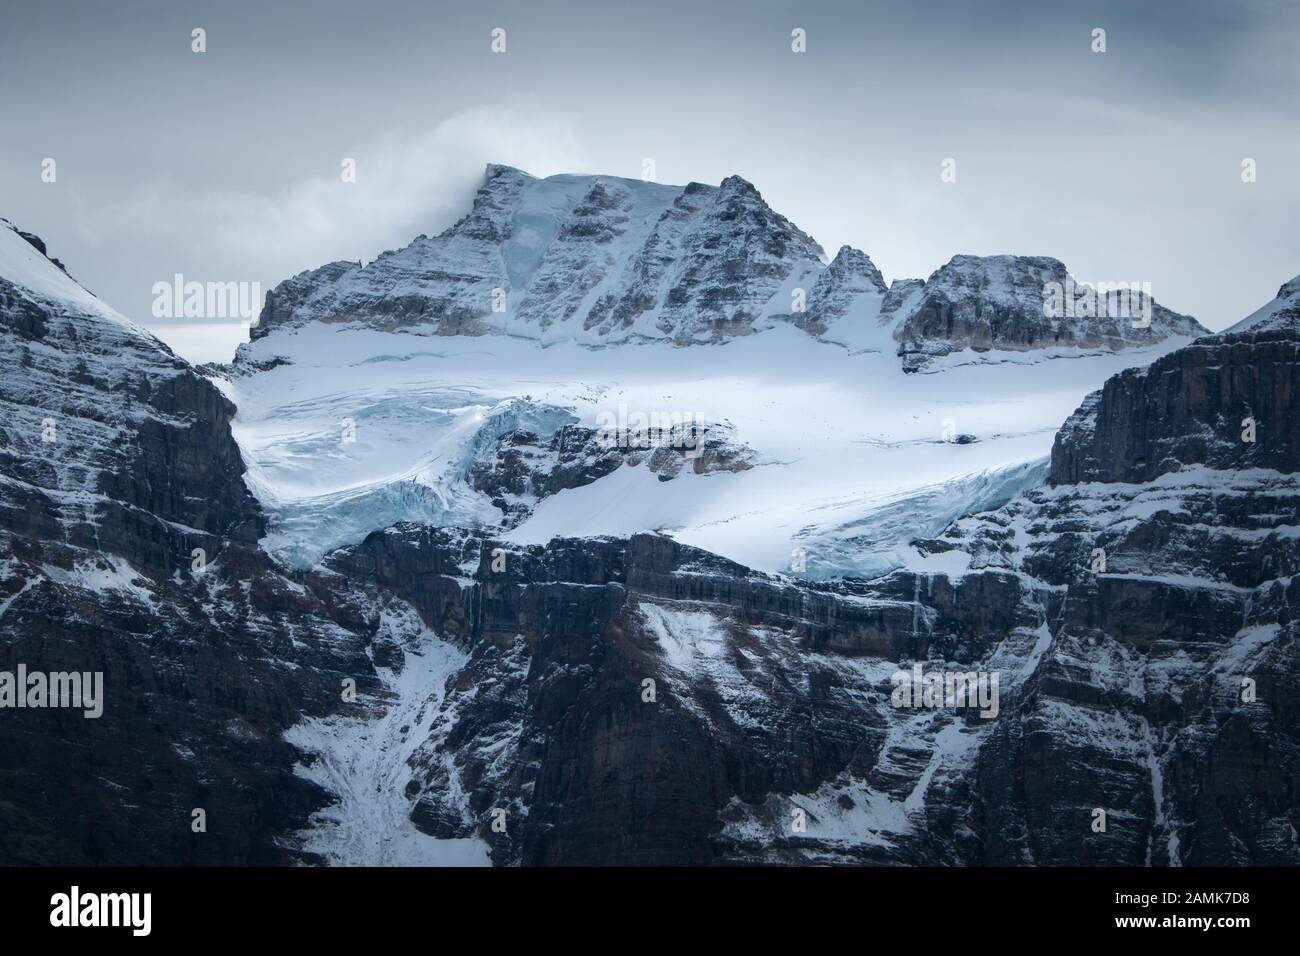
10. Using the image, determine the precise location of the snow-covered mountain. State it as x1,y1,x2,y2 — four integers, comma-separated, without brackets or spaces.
253,164,1204,359
892,253,1204,371
226,165,1207,575
1224,272,1300,335
2,189,1293,868
255,165,826,346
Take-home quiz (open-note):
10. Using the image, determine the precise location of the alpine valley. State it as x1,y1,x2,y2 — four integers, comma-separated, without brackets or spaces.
1,166,1295,866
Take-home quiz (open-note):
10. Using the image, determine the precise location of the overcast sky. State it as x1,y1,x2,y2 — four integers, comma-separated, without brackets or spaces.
2,0,1298,361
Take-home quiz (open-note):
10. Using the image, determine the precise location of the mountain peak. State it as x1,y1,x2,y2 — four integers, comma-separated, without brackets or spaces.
253,165,828,345
826,245,887,291
0,219,147,337
1223,270,1300,335
483,162,533,181
245,170,1203,365
719,173,760,196
893,253,1206,370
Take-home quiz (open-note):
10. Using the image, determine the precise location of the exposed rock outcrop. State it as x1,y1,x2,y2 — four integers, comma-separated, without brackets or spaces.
253,166,826,347
895,255,1206,371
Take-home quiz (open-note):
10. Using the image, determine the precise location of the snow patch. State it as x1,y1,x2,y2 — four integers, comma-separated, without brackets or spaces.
283,605,490,866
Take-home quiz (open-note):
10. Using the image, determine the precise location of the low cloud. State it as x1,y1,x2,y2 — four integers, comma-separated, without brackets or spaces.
79,105,586,329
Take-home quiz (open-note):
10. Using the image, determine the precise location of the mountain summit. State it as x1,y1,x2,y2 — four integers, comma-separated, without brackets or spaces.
250,165,1205,365
255,164,825,346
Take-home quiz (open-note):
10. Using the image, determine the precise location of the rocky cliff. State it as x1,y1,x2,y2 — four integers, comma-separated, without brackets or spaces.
1051,280,1299,483
0,222,346,863
254,165,826,346
895,255,1205,371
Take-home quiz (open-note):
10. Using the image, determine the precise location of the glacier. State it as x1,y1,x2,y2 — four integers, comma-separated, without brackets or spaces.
220,319,1189,578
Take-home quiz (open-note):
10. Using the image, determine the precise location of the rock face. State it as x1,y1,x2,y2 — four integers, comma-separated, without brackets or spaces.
254,166,826,346
895,255,1206,371
0,222,351,863
1051,281,1299,484
912,313,1300,865
469,420,755,528
1,218,1292,868
0,230,262,571
321,527,910,864
248,166,1204,364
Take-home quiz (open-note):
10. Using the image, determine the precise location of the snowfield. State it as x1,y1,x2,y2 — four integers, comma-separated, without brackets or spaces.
283,602,491,866
220,320,1195,579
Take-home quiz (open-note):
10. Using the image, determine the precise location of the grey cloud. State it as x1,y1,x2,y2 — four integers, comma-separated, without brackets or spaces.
0,0,1295,363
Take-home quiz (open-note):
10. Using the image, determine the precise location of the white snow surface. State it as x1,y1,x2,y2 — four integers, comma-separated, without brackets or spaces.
0,220,153,338
1224,273,1300,334
222,321,1195,575
283,604,491,866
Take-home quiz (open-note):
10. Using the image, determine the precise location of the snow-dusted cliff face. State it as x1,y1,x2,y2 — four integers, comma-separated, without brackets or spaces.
0,221,349,864
904,313,1300,866
255,165,826,346
1224,272,1300,335
0,220,262,562
251,164,1205,362
894,254,1205,371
